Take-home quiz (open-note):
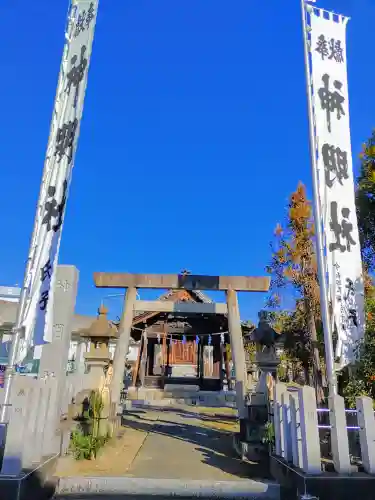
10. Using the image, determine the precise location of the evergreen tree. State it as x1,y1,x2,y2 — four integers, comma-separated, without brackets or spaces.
356,130,375,269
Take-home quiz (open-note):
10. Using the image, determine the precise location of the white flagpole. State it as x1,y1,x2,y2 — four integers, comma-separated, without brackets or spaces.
300,0,337,396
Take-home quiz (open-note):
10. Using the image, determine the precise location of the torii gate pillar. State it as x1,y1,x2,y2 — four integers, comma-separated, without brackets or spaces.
226,289,248,431
110,287,137,407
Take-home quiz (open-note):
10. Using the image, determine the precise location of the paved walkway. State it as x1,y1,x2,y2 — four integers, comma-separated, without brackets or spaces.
55,405,270,481
123,406,269,480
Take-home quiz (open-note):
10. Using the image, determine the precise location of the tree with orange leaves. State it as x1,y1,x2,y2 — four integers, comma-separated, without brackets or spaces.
266,182,325,403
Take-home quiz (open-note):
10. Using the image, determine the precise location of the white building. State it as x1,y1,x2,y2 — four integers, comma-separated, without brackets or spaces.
0,285,21,303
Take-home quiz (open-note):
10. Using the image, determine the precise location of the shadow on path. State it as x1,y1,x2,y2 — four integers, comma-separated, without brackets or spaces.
121,409,270,480
127,406,238,423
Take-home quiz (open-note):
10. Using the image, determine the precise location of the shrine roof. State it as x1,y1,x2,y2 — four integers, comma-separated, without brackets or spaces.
131,288,215,326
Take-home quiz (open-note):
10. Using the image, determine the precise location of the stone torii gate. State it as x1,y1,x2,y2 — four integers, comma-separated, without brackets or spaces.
93,272,270,432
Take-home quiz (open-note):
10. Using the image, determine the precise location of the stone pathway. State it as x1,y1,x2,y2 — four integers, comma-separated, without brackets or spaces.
55,405,270,481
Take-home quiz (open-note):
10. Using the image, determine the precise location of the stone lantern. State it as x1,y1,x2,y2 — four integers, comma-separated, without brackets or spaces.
80,304,118,391
250,310,285,403
75,305,120,438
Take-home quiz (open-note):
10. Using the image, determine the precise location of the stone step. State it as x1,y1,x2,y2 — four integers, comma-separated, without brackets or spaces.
126,388,237,404
56,477,280,499
164,384,200,392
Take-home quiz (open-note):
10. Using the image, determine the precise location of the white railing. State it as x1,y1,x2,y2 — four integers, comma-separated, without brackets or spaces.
272,383,375,475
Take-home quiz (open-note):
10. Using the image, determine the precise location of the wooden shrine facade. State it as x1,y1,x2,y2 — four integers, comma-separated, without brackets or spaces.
128,288,231,391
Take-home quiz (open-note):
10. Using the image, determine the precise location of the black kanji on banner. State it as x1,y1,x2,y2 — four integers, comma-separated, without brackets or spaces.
42,180,68,233
55,119,78,164
345,278,355,296
74,3,96,38
329,201,356,253
344,278,358,327
322,143,349,188
318,74,345,133
66,46,88,108
53,180,68,233
315,35,344,63
39,290,49,311
40,259,52,282
42,186,59,232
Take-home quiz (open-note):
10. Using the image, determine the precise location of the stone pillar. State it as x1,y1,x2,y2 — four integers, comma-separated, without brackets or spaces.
328,394,351,474
22,381,43,468
273,382,288,458
1,376,34,474
297,385,321,475
39,265,79,419
356,396,375,474
281,390,293,462
110,287,137,405
37,266,79,457
289,388,303,469
226,289,247,429
34,378,54,460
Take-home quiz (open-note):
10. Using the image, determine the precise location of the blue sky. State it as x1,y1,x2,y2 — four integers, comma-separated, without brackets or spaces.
0,0,374,324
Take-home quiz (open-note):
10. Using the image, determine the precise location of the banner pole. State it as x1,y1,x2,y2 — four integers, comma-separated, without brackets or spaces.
300,0,337,396
0,1,78,424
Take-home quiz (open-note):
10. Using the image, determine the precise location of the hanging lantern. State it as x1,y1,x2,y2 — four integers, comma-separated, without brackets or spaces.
220,332,224,344
196,335,200,344
208,334,212,346
157,333,161,344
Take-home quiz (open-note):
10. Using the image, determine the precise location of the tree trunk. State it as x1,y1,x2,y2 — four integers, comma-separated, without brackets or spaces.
307,306,325,404
303,362,310,385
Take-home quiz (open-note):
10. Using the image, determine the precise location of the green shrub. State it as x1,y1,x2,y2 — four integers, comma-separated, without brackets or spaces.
261,421,275,446
70,427,107,460
69,390,107,460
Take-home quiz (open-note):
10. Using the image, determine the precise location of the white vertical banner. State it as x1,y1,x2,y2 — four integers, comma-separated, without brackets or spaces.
309,7,365,366
16,1,99,363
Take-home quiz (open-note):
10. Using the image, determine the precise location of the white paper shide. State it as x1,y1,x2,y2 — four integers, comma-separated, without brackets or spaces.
310,9,365,366
16,1,99,363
